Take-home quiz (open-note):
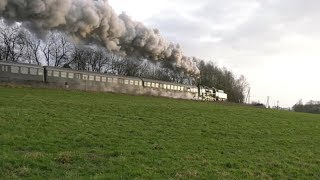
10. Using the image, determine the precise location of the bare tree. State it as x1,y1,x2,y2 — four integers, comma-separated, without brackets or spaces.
88,47,109,73
0,24,27,62
0,44,5,61
51,32,73,67
105,53,126,75
41,33,54,66
23,31,41,65
42,32,72,67
123,57,144,77
70,45,89,71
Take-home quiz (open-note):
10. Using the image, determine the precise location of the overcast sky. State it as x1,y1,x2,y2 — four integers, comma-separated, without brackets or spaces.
109,0,320,107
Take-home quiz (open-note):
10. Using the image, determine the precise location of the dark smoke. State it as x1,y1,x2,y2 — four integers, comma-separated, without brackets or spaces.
0,0,200,75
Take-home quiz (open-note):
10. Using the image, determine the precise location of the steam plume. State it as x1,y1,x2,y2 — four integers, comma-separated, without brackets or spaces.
0,0,200,75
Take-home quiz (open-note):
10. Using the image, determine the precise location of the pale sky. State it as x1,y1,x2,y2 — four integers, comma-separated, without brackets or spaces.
109,0,320,107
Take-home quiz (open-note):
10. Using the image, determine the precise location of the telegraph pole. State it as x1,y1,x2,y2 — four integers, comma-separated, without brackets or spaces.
267,96,270,108
246,87,251,104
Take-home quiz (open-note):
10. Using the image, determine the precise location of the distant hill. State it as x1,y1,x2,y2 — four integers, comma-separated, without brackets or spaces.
0,86,319,179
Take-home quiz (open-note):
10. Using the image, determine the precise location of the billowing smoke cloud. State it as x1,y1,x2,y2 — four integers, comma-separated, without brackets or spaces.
0,0,200,75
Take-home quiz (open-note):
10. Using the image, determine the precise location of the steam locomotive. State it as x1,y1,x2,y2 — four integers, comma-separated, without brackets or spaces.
0,61,227,101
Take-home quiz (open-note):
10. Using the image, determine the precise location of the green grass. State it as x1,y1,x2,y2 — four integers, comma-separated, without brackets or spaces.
0,86,319,179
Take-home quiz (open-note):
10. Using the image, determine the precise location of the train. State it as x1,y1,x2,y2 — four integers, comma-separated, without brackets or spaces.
0,61,227,101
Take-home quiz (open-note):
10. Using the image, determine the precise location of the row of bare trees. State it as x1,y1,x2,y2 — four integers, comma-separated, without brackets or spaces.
0,23,197,84
0,22,249,103
0,23,71,66
293,100,320,114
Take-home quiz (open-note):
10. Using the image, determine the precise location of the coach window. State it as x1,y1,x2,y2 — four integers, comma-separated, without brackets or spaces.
75,74,81,79
181,87,185,91
30,68,37,75
151,82,155,88
159,84,163,89
60,72,67,78
68,73,74,79
53,71,60,77
47,70,52,76
1,65,9,72
83,75,88,80
11,66,19,73
134,80,139,86
102,77,107,82
95,76,101,82
129,80,134,85
21,67,29,74
118,79,124,84
38,69,43,76
61,72,67,78
155,83,159,88
193,88,197,93
89,75,94,81
107,77,113,83
124,80,129,85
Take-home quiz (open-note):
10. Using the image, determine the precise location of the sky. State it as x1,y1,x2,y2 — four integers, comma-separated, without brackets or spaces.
109,0,320,107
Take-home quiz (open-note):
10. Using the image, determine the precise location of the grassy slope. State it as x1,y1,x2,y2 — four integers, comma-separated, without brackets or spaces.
0,86,319,179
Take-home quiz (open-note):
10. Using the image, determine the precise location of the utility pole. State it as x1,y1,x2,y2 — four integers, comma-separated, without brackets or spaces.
246,87,251,104
267,96,270,108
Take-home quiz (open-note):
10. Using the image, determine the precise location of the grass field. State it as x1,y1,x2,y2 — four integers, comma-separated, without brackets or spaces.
0,86,319,179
